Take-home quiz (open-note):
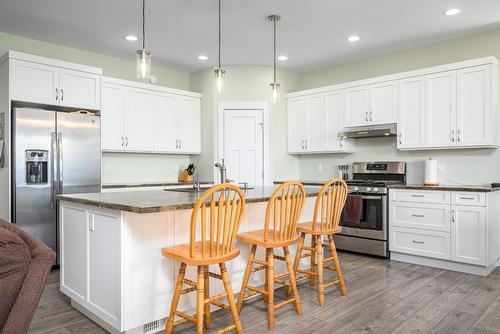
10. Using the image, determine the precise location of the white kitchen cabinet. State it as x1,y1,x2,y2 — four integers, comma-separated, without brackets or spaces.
287,97,307,153
10,59,59,105
9,56,101,109
425,71,457,148
398,76,425,149
370,80,398,124
344,85,369,127
59,68,101,110
456,65,491,147
325,90,354,152
177,95,201,153
451,205,486,266
304,94,324,151
101,83,124,151
124,87,154,152
153,92,178,152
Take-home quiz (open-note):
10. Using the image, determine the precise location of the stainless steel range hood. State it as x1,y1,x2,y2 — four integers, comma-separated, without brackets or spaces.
339,123,397,139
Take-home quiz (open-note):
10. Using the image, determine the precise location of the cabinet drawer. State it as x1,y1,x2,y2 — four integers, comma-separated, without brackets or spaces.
390,227,450,260
390,189,450,204
390,202,450,232
452,192,486,206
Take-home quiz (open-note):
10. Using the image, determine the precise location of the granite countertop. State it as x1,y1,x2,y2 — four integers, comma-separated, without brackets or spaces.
274,180,326,186
102,181,213,189
57,186,320,214
387,184,500,193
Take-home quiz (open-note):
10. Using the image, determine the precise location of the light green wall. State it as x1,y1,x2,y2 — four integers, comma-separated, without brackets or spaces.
297,28,500,185
190,67,300,183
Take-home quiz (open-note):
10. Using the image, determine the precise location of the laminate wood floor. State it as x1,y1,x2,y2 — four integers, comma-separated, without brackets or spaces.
28,252,500,334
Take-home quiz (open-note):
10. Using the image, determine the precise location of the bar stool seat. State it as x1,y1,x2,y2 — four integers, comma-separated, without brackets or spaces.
162,242,240,266
297,222,342,235
237,229,299,248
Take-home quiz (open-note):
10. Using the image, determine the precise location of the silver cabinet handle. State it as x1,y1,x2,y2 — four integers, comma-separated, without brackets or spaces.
370,111,373,122
365,111,369,122
399,133,403,145
412,194,424,198
305,139,308,149
175,140,178,149
460,196,475,200
61,89,64,102
339,136,344,148
55,88,59,101
457,129,461,142
301,139,305,149
412,214,425,218
121,136,124,148
451,210,455,222
412,240,425,244
451,129,455,142
179,140,182,149
125,136,129,147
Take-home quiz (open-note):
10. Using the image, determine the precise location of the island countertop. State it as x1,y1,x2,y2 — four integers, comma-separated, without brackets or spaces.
57,186,321,214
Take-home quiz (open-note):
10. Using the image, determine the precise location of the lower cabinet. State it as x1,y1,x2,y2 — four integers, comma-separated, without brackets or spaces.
389,189,496,273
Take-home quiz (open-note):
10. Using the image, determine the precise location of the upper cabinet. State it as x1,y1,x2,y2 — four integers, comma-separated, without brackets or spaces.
101,77,201,155
8,52,101,110
344,81,397,127
288,56,499,154
287,92,354,154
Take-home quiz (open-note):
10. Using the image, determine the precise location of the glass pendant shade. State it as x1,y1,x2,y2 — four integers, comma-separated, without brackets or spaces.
136,49,151,80
215,68,225,94
270,82,280,103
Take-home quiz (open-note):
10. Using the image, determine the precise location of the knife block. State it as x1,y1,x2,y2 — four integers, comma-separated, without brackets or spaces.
178,170,193,182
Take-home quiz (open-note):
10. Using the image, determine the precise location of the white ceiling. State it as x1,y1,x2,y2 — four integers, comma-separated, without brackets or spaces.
1,0,500,73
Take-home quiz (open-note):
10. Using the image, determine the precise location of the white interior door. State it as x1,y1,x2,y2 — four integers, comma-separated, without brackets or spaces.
223,109,264,186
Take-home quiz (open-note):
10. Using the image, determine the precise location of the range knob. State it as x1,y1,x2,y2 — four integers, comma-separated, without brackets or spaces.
373,187,379,193
353,186,359,192
366,187,372,192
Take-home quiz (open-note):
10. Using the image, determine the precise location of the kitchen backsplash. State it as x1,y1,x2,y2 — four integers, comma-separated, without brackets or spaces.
102,153,191,184
298,137,499,186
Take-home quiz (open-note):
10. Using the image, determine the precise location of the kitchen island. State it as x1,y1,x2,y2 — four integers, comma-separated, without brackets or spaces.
57,186,320,334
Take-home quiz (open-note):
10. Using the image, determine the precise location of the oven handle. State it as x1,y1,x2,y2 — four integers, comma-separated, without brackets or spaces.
357,195,384,200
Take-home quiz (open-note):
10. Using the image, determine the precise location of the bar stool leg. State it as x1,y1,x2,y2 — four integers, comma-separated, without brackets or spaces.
328,235,346,296
310,236,317,286
316,236,325,306
165,263,186,334
196,266,205,334
220,262,244,334
284,246,302,315
266,248,275,330
289,233,305,295
236,245,257,313
203,265,211,329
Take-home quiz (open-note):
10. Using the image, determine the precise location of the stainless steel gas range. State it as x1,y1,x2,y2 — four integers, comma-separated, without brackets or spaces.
334,161,406,258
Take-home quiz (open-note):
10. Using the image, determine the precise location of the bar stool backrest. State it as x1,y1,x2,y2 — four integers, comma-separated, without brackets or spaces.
264,180,306,242
190,183,246,259
311,178,348,232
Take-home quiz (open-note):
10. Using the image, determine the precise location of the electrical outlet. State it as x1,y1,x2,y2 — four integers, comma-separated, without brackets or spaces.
316,163,322,172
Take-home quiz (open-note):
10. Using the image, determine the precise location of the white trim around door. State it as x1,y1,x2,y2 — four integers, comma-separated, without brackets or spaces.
216,101,271,186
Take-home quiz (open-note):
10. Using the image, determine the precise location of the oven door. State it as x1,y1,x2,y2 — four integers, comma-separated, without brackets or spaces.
339,194,387,241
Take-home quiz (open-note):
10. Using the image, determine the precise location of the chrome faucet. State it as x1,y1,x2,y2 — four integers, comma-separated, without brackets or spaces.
192,165,201,191
215,159,227,184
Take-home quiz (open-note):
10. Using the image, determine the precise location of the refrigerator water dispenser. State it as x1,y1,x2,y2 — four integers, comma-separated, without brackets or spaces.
25,150,48,184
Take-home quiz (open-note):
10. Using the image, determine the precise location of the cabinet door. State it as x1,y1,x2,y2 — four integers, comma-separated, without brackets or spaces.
10,59,59,105
101,83,124,151
88,211,120,326
425,71,457,147
344,85,369,127
59,68,101,110
370,80,397,124
398,76,425,149
325,90,345,150
451,205,486,265
177,96,201,153
287,97,307,153
124,87,154,151
305,94,324,151
456,65,491,147
153,92,178,152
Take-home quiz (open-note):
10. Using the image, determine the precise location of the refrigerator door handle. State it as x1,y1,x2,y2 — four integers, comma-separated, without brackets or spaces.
51,132,57,208
58,132,63,193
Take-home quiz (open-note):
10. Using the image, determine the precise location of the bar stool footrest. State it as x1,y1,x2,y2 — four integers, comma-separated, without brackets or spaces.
180,287,197,295
274,298,296,309
324,279,340,289
251,265,266,273
274,278,291,287
214,324,237,334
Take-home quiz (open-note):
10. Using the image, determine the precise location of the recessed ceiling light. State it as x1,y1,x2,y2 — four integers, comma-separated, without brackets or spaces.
198,55,208,61
125,35,138,41
444,8,461,16
347,35,360,42
278,55,288,61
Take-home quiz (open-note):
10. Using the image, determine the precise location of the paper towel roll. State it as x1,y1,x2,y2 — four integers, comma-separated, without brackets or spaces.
424,159,439,186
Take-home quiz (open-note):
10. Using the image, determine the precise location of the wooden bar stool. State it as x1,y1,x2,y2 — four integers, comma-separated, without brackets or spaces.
163,183,246,334
290,178,348,306
236,181,306,330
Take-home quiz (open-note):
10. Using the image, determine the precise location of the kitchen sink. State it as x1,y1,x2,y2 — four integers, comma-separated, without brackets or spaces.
164,186,254,193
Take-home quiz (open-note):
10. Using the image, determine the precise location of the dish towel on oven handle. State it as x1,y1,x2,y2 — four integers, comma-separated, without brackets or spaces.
343,194,363,224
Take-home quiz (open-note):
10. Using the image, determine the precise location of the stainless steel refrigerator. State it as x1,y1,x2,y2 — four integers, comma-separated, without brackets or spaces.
12,107,101,261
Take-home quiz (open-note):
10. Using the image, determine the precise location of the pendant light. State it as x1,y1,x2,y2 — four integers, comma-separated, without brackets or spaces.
214,0,225,93
269,14,281,103
136,0,151,80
